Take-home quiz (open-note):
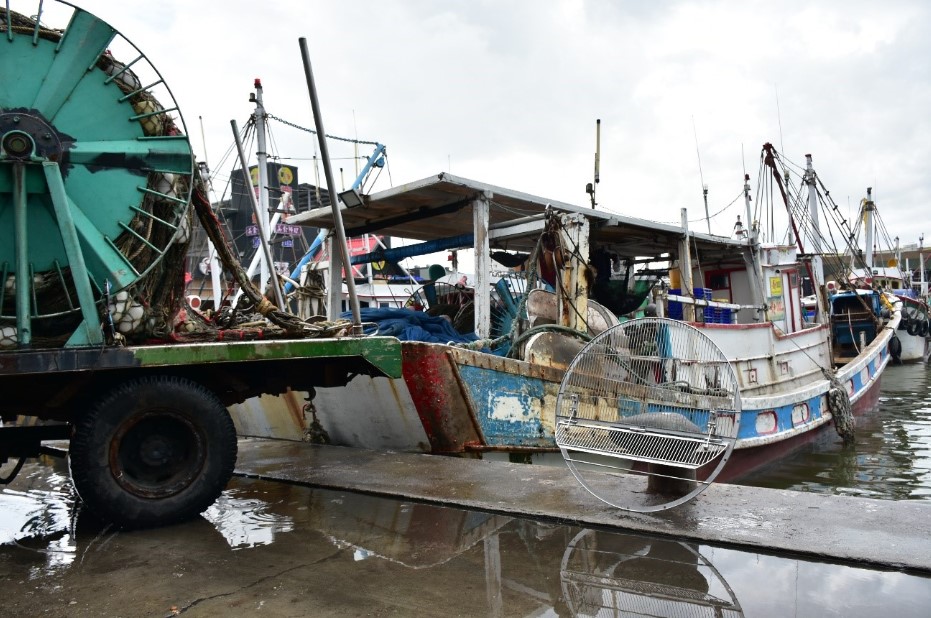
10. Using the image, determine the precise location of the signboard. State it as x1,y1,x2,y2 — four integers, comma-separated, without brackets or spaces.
767,296,785,321
274,224,302,236
769,276,783,297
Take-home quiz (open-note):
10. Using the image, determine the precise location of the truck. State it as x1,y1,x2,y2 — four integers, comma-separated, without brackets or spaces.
0,1,399,528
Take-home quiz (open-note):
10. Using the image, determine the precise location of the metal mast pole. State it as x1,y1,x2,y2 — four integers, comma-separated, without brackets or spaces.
743,173,765,320
804,154,824,289
864,187,875,271
253,79,273,297
231,119,286,311
298,37,363,334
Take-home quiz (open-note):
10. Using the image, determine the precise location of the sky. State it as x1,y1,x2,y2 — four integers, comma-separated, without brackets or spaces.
27,0,931,251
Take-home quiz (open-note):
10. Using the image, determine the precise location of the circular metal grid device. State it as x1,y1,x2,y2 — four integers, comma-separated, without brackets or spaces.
555,317,741,512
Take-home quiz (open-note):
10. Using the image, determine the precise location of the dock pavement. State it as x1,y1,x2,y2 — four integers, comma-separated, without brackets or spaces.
234,438,931,574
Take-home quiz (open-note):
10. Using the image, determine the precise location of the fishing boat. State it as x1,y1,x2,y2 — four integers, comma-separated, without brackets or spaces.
228,142,897,483
844,187,929,363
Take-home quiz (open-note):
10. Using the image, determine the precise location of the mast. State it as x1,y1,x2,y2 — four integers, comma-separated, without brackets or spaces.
231,119,286,311
298,37,363,334
761,143,822,320
921,234,928,298
252,79,274,296
863,187,875,271
692,116,711,234
586,118,600,208
678,209,696,322
804,154,824,289
741,173,765,320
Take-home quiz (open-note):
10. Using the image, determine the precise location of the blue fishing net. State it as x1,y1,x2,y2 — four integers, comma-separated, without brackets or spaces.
341,307,480,345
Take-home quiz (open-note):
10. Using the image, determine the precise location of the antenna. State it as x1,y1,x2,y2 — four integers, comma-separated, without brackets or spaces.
585,118,601,208
775,84,786,156
692,116,711,233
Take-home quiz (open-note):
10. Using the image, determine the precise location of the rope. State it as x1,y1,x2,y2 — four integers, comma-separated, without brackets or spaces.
191,176,352,337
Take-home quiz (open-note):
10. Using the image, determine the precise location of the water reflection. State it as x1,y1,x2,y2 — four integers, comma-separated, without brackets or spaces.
305,490,512,568
203,489,294,549
2,462,931,616
740,364,931,500
0,457,78,573
561,530,742,617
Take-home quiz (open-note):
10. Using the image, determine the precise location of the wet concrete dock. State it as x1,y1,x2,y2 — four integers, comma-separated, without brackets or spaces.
236,438,931,573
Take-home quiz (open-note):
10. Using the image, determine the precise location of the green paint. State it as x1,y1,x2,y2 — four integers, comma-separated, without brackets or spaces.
131,336,403,379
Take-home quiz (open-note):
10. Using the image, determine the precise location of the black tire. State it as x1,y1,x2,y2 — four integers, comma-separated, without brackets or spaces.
889,335,902,363
920,320,929,338
69,375,237,529
907,319,921,336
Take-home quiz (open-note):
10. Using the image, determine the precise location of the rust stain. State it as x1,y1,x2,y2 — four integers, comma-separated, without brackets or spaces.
282,388,308,432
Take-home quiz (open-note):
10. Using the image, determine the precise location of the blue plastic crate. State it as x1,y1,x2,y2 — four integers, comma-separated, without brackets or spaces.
669,288,712,320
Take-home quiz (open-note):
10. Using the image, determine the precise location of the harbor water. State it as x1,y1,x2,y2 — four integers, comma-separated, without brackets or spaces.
738,362,931,500
1,458,930,617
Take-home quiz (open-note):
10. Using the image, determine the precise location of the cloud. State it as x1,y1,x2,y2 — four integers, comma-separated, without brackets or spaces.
36,0,931,248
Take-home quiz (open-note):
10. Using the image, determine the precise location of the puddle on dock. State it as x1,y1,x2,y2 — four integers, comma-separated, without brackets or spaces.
2,457,930,616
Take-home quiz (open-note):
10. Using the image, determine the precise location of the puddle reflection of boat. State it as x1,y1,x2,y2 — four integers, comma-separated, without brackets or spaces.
560,529,744,617
307,490,512,569
308,491,747,617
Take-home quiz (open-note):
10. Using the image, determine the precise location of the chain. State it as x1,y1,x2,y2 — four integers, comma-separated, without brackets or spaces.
266,113,380,146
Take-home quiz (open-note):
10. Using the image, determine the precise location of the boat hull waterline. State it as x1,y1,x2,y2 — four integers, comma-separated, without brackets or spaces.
229,316,894,483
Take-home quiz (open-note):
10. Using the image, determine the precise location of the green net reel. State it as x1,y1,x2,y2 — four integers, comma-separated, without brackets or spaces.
0,2,194,347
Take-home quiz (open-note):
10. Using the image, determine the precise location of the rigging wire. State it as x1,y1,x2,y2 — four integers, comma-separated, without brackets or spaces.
267,113,380,146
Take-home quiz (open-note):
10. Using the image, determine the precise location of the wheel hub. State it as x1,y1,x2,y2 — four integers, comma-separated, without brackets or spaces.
138,434,173,467
111,414,206,499
0,111,63,161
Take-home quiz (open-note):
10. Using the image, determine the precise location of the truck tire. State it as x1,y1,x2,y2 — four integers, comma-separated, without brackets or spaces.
69,375,237,529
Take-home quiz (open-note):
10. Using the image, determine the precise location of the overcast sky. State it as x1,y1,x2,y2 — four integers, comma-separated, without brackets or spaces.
38,0,931,251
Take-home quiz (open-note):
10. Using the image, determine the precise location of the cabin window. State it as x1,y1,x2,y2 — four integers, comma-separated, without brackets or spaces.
708,273,730,289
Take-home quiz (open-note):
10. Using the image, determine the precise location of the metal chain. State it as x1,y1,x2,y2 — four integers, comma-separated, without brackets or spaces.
266,113,380,146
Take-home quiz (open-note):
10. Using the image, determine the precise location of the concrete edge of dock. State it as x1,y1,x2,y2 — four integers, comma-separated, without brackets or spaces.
233,438,931,575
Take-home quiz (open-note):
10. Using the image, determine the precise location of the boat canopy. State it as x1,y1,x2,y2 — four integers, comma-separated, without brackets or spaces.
289,173,747,263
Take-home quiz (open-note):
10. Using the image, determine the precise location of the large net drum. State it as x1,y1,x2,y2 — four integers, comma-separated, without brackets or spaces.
1,1,194,347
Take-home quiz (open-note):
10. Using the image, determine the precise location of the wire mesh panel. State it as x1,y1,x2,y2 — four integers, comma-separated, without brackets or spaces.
555,318,741,512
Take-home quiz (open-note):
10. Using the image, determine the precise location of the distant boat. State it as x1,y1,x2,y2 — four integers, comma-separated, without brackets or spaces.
845,187,929,363
229,143,898,484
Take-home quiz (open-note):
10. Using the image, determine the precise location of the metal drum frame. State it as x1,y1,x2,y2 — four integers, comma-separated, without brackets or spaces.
0,1,193,346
